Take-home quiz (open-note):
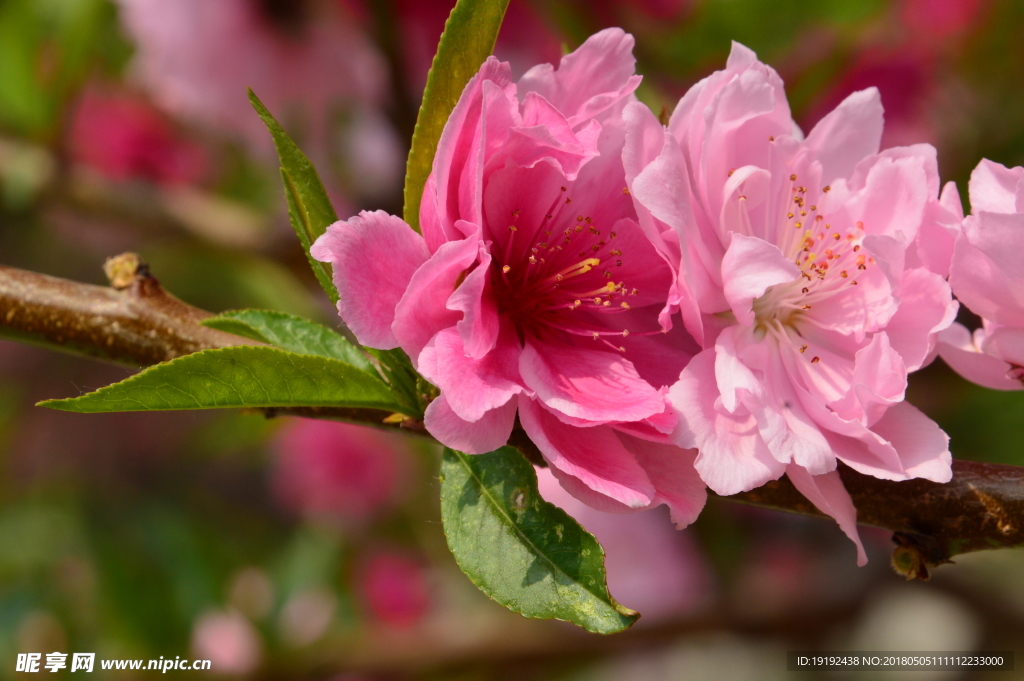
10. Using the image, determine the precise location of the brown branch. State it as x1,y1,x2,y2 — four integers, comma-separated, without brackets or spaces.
0,256,252,365
2,258,1023,574
721,460,1024,578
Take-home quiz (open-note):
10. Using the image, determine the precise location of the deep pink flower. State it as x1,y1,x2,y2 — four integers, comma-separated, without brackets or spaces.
623,43,959,563
272,420,407,523
938,159,1024,391
357,549,431,629
70,87,206,185
312,29,706,525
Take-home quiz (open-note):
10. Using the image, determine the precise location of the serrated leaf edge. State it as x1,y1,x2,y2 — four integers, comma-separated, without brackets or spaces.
443,448,639,634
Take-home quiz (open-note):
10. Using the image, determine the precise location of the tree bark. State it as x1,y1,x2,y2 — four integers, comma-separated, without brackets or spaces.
2,259,1022,575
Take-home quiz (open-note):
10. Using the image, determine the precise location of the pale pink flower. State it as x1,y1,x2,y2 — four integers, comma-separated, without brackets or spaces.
536,467,711,622
115,0,387,157
191,610,262,674
623,43,959,564
272,420,407,523
312,29,706,525
357,549,430,629
938,159,1024,391
69,87,206,185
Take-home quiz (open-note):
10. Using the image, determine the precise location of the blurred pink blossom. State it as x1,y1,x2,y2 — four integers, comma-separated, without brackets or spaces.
624,43,959,564
357,549,431,629
938,159,1024,391
115,0,387,156
312,29,706,528
69,87,206,185
191,610,262,674
272,420,408,523
804,50,937,150
900,0,987,40
536,467,710,622
391,0,563,94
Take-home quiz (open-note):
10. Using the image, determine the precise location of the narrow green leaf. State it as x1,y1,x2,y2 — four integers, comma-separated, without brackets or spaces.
440,447,639,634
38,346,406,414
403,0,510,233
200,309,374,373
248,89,339,303
367,347,426,419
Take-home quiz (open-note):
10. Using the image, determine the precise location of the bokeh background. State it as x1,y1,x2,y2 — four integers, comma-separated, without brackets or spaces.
1,0,1024,679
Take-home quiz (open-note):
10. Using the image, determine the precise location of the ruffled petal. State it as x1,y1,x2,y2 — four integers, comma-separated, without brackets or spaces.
786,465,867,566
937,323,1023,391
423,394,517,454
618,433,707,528
721,233,799,326
870,401,952,483
517,27,641,128
950,211,1024,328
884,268,958,372
310,210,429,349
519,340,665,422
519,398,656,508
392,236,479,364
968,158,1024,214
417,325,523,422
446,243,500,359
670,349,786,495
805,88,883,184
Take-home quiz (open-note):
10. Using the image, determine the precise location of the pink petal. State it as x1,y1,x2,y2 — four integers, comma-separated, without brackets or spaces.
870,401,952,483
431,57,517,233
670,350,786,495
884,268,957,372
785,465,867,566
721,233,799,326
617,433,707,528
937,323,1023,391
826,332,907,427
419,173,452,254
423,394,517,455
969,158,1024,214
310,211,429,349
822,399,949,483
502,92,601,179
805,88,883,185
981,326,1024,366
446,243,500,359
908,181,962,278
418,325,523,422
519,340,665,422
950,211,1024,328
518,398,656,508
517,27,641,128
845,152,930,245
535,466,711,622
392,236,479,364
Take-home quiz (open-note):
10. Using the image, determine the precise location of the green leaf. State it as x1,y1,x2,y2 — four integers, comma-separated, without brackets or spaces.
200,309,374,373
248,89,339,303
403,0,510,233
38,346,407,414
440,447,639,634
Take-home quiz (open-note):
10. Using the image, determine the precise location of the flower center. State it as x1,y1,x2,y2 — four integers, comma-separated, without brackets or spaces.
749,175,874,343
490,188,642,350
